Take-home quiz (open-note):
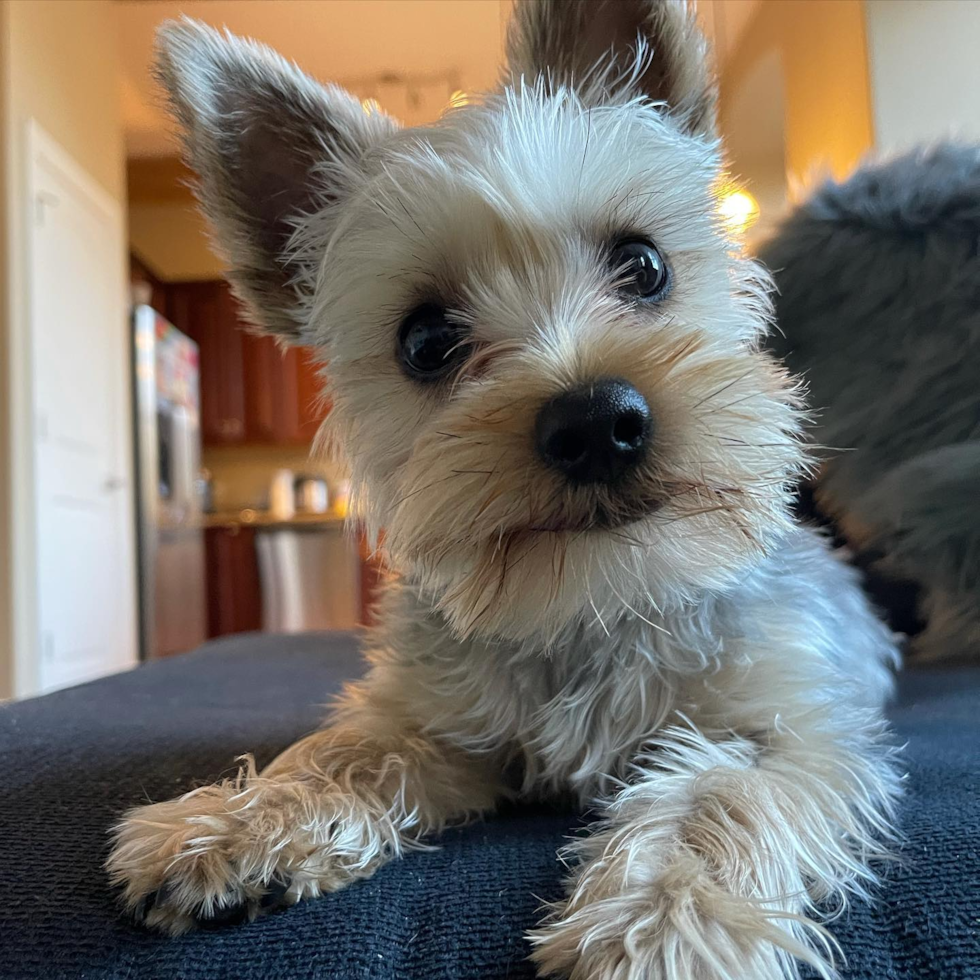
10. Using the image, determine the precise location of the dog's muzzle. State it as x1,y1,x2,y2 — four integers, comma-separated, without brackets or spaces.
534,377,652,486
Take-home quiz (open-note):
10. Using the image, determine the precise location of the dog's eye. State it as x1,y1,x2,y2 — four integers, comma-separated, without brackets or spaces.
398,305,468,381
609,239,670,300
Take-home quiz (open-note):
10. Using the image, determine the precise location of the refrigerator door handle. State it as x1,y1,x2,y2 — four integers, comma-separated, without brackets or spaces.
168,405,202,526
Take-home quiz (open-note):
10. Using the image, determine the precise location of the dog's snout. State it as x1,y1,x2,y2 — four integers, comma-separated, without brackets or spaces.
535,378,652,485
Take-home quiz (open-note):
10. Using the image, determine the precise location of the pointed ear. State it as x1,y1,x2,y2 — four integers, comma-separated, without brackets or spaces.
154,19,396,340
506,0,716,137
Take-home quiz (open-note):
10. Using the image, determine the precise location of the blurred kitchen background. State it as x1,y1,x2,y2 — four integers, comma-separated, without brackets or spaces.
1,0,978,698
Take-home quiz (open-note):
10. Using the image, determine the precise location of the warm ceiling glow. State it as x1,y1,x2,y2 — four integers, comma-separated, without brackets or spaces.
718,187,761,235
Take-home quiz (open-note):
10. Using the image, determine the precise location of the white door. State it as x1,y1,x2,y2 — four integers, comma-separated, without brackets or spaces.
27,123,137,694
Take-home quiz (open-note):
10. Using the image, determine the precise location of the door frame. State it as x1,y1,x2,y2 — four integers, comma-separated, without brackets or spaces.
7,119,136,697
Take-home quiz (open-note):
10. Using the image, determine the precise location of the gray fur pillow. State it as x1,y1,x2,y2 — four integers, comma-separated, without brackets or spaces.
761,144,980,661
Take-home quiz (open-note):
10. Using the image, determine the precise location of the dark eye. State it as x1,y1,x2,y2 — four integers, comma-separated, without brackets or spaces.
398,304,468,381
609,238,670,300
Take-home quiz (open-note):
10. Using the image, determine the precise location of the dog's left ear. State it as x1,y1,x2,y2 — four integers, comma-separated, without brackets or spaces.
506,0,716,137
154,18,396,341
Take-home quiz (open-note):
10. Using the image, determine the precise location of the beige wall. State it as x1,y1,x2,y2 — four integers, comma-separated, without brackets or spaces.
0,2,10,700
6,0,123,199
203,444,346,513
0,0,126,697
130,201,226,281
719,0,875,237
866,0,980,151
117,0,511,155
719,43,787,246
780,0,874,186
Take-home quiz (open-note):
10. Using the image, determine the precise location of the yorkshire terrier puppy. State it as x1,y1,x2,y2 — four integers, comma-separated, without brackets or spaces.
108,3,901,978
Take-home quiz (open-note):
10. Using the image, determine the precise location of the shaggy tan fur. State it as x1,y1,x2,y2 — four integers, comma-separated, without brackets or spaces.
108,719,501,934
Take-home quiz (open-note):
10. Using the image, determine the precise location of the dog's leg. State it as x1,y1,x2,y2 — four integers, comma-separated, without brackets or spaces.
107,698,502,934
530,662,901,980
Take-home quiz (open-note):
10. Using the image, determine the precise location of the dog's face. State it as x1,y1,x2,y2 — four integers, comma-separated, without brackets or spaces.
158,1,805,645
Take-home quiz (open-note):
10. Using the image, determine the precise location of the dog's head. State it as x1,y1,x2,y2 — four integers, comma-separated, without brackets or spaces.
157,0,806,645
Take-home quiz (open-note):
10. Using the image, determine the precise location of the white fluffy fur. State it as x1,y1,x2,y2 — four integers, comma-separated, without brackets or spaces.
108,5,903,978
304,86,805,645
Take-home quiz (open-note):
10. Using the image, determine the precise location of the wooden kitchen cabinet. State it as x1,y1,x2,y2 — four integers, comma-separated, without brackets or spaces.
204,526,263,637
166,281,247,445
164,279,327,447
242,332,296,443
242,335,325,445
295,347,327,444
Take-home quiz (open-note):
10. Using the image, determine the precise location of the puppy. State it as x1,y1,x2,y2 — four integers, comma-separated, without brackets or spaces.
108,3,901,977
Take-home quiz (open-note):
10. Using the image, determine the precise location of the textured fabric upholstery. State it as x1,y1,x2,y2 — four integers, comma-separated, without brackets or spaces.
2,632,978,979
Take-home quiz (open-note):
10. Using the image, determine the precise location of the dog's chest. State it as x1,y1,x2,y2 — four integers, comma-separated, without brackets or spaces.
394,587,730,799
513,639,683,797
433,622,709,800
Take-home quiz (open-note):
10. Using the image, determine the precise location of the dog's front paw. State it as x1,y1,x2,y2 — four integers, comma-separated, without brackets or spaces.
529,868,825,980
107,770,399,934
106,780,294,934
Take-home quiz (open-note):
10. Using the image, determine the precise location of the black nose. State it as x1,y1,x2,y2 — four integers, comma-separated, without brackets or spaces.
535,378,652,485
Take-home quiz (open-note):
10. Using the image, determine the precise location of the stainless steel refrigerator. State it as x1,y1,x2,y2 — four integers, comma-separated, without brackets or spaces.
132,304,207,660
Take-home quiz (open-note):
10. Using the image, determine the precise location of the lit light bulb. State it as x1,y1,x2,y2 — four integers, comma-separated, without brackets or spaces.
718,187,760,235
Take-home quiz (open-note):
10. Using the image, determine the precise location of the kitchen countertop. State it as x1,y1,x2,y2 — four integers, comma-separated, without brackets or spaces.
204,509,347,531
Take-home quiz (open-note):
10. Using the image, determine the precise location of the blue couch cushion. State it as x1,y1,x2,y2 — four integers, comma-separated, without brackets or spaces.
1,631,978,979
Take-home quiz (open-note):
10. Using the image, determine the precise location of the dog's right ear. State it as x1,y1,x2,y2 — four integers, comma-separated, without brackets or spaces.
506,0,716,138
155,19,396,341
